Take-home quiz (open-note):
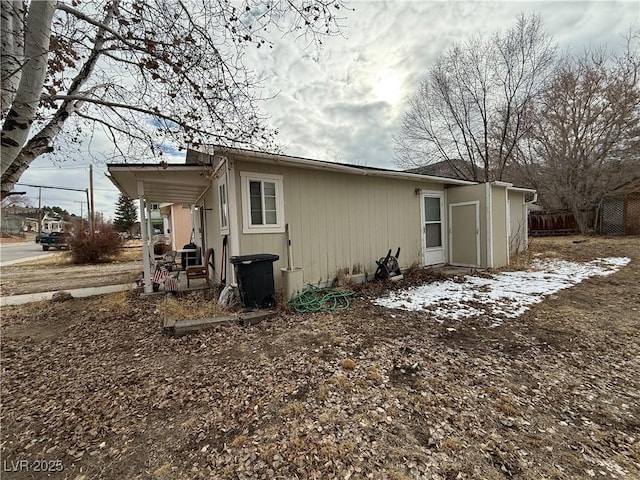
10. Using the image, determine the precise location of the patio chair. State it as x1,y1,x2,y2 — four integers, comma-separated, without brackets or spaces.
158,250,178,272
185,248,214,288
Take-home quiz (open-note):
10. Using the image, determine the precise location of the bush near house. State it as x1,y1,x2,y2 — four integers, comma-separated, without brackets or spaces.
69,227,123,264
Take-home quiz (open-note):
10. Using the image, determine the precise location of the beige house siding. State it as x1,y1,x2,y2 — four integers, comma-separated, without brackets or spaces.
491,185,509,268
508,191,528,255
229,159,442,287
106,150,535,295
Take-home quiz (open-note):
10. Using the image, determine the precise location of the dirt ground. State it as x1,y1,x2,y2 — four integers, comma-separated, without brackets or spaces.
0,248,143,297
1,236,639,479
0,261,143,296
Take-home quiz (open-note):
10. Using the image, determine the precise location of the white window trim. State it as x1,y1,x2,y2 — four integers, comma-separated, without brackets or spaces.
218,176,229,234
240,171,285,234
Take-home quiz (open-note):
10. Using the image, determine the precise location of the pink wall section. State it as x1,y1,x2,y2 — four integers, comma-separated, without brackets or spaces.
170,205,193,249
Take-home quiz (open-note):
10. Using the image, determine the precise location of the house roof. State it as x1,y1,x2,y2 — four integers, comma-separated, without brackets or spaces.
107,164,212,204
405,159,481,181
107,147,537,204
606,177,640,196
203,146,476,186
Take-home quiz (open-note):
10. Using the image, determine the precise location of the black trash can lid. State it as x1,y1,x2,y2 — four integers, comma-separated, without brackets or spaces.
230,253,279,264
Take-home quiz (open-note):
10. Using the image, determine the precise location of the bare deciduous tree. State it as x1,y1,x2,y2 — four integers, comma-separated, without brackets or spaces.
514,37,640,233
395,14,556,182
1,0,348,198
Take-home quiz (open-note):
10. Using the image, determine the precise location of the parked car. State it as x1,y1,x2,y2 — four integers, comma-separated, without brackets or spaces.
41,231,71,251
35,233,49,244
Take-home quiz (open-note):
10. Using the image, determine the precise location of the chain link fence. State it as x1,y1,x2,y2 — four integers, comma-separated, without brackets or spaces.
599,193,640,236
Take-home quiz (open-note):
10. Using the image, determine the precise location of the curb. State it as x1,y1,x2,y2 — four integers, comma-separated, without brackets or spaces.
1,284,132,306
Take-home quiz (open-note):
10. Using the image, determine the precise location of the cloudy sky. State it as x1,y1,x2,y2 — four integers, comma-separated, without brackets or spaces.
16,0,638,219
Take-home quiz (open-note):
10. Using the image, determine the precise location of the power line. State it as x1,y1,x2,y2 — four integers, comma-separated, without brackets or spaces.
28,165,92,170
16,182,87,192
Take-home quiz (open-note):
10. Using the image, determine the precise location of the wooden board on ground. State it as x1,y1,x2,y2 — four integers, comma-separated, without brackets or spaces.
164,310,276,336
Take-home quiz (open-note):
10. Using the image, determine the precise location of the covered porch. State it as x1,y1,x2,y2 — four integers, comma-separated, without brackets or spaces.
107,164,214,294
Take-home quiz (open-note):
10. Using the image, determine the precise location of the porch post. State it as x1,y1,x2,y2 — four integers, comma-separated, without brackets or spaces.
138,180,153,293
225,158,240,285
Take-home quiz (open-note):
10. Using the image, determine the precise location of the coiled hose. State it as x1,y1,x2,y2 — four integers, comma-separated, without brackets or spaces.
288,285,354,313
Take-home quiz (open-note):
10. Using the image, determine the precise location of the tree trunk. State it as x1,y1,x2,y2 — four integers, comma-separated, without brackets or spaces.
572,206,595,234
0,0,25,114
1,1,56,183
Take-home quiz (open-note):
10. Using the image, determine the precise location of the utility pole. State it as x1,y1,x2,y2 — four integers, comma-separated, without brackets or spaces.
38,187,42,234
89,165,95,235
73,201,84,225
85,189,90,231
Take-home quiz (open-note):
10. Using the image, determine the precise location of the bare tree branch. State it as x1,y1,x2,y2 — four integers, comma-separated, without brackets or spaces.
395,14,556,182
1,0,350,198
514,39,640,232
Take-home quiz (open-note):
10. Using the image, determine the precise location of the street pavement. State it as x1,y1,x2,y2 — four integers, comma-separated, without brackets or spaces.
0,241,57,266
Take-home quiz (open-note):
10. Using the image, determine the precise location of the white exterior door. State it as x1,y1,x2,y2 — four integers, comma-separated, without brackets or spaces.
421,192,445,265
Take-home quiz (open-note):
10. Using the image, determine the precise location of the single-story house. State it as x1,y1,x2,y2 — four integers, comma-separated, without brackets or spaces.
107,147,535,295
0,207,39,235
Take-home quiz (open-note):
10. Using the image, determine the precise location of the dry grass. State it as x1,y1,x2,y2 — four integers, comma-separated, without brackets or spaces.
156,295,230,321
367,366,383,383
280,401,306,418
16,251,74,267
502,235,597,271
340,358,356,370
12,246,141,268
115,246,143,262
92,290,136,314
229,435,247,447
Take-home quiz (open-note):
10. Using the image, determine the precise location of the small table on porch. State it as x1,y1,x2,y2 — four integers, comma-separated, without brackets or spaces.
176,248,199,269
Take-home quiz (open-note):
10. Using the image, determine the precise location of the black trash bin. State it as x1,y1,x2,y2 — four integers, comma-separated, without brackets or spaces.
230,254,279,309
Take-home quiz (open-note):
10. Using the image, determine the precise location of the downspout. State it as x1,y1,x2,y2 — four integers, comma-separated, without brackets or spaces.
443,188,449,264
505,192,510,261
224,157,240,285
504,187,511,265
485,183,493,268
137,180,152,294
524,192,538,243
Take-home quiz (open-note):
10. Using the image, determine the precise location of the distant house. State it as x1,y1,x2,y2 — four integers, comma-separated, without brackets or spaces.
108,147,535,294
41,213,70,233
599,178,640,236
0,207,39,235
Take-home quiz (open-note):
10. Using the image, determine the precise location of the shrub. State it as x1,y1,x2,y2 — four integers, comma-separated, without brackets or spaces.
70,226,123,264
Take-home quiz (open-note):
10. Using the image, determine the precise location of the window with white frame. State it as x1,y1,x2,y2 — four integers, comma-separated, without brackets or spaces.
240,172,285,233
218,177,229,233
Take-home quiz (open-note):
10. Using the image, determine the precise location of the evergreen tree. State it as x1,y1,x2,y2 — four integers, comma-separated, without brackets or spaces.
113,194,138,234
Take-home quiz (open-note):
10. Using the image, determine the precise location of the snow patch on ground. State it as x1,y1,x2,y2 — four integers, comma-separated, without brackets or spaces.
373,257,631,326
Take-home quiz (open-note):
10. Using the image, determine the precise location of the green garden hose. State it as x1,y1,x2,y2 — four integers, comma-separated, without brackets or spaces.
288,285,354,313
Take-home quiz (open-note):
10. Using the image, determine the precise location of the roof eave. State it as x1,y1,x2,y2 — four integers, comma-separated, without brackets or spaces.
207,146,476,186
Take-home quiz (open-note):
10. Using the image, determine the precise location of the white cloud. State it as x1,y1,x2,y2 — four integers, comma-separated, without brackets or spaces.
249,0,638,167
15,0,638,216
